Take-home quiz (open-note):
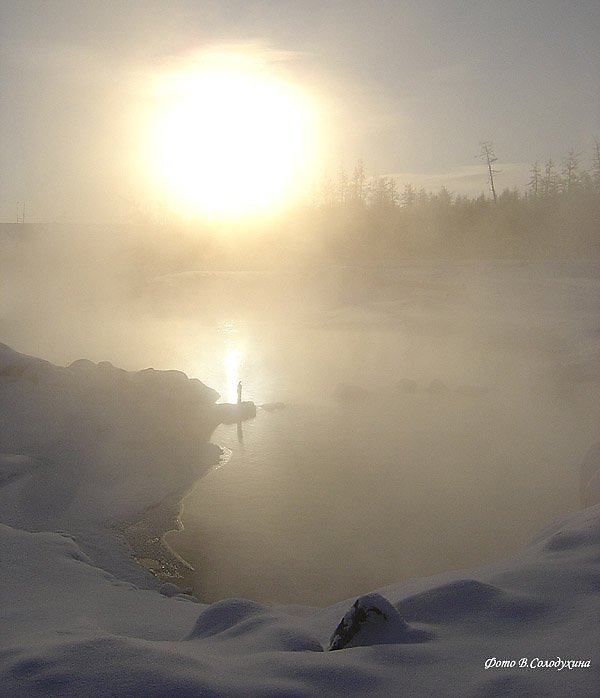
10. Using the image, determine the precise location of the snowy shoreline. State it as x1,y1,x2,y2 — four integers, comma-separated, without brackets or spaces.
1,341,599,696
112,489,201,595
0,342,224,584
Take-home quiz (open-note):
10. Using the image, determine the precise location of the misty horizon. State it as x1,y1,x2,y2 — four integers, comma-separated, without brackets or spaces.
2,218,599,605
2,2,599,223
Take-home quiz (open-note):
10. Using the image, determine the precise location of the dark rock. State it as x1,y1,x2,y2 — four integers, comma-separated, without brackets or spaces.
216,401,257,424
329,593,408,650
333,383,369,403
260,402,286,412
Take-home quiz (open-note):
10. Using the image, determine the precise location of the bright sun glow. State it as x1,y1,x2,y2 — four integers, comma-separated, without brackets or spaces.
144,48,320,220
220,319,245,402
224,346,243,403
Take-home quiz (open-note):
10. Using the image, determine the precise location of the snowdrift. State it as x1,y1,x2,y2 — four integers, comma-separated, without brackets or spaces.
0,343,598,696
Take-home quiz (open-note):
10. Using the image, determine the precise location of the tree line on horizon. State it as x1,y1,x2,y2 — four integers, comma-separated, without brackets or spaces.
300,141,600,260
79,140,600,273
311,141,600,210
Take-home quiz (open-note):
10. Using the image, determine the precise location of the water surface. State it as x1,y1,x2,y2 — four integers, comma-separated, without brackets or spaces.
165,261,600,605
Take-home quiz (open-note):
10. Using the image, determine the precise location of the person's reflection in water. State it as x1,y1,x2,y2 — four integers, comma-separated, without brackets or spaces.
237,420,243,442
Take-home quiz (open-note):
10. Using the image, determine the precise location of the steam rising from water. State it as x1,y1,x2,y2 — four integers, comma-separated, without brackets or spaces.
2,224,599,605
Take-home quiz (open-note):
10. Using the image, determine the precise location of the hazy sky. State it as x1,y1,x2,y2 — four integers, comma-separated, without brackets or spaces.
1,0,599,223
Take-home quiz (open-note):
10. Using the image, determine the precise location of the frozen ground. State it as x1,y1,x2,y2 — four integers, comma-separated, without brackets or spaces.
0,341,599,696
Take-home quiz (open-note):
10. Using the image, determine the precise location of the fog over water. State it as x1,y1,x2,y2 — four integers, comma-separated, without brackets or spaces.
2,225,599,606
165,262,599,605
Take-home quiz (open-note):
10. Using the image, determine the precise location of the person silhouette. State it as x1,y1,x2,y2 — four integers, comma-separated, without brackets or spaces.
237,380,242,404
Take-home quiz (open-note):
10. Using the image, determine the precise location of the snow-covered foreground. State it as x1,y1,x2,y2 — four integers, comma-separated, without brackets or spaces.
1,342,599,696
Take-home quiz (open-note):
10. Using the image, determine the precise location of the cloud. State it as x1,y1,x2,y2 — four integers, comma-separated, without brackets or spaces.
387,162,531,196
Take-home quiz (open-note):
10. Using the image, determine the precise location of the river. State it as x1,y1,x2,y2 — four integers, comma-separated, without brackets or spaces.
163,260,600,606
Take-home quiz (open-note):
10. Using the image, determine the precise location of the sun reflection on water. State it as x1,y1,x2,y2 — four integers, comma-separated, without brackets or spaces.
221,321,245,403
224,346,243,402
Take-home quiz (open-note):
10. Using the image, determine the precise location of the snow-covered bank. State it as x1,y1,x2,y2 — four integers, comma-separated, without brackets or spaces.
1,343,598,696
0,342,222,588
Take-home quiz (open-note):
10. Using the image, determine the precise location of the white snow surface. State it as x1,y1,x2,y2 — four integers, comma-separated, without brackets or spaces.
1,342,598,697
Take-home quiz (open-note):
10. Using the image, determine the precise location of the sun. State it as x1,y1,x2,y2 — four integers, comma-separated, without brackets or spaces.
142,48,320,221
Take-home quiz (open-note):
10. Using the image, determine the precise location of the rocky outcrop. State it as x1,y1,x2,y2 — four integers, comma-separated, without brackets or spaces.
329,592,433,650
215,401,257,424
333,383,369,403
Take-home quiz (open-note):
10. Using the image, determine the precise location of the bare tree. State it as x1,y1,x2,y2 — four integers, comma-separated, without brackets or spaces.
349,159,367,206
561,149,581,192
542,158,557,197
480,141,499,202
528,162,541,197
335,164,349,206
